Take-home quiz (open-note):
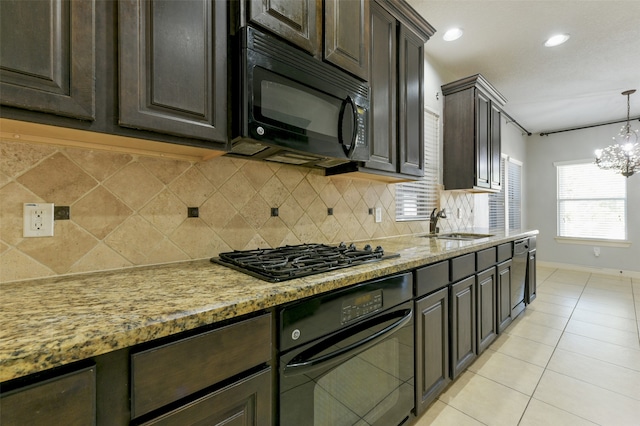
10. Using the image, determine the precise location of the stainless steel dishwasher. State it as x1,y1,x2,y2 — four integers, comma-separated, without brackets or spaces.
511,238,529,318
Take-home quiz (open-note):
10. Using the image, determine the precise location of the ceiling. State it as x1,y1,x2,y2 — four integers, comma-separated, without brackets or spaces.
406,0,640,135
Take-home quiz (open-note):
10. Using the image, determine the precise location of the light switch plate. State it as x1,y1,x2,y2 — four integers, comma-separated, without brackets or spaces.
23,203,54,237
375,207,382,223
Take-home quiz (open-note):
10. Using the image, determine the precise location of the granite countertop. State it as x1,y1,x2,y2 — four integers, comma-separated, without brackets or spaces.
0,229,537,382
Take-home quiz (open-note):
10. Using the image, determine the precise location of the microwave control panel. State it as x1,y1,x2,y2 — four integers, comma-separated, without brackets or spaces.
356,106,367,146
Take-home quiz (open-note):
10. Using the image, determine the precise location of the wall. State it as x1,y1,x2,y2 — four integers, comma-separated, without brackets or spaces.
0,140,432,283
526,122,640,273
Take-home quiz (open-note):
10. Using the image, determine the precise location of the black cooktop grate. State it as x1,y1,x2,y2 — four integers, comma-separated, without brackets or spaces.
211,243,399,282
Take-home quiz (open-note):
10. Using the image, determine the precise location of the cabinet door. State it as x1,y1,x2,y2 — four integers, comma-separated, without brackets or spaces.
497,259,513,333
477,267,497,354
0,0,95,120
324,0,369,80
141,369,271,426
398,24,424,177
0,366,96,426
527,250,537,304
415,287,450,415
490,104,502,190
475,90,491,189
119,0,227,142
450,276,476,379
248,0,321,56
365,1,397,173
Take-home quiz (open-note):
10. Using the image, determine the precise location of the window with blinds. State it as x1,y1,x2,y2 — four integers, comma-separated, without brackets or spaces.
396,109,439,221
489,156,522,231
556,161,627,239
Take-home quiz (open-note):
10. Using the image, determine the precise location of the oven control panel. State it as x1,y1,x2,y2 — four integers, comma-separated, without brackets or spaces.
341,290,382,324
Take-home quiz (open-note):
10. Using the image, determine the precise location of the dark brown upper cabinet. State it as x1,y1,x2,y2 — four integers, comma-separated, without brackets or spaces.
360,0,434,180
119,0,228,142
246,0,322,57
243,0,369,81
0,0,95,120
324,0,370,81
442,74,506,192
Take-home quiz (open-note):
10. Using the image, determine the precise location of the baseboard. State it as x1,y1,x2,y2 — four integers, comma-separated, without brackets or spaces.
538,261,640,279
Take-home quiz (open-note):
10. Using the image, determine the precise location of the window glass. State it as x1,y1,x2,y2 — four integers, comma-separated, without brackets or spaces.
556,162,627,239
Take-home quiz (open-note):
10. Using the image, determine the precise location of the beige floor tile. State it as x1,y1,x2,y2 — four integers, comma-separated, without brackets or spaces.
515,309,569,330
438,371,530,426
571,307,638,332
467,349,544,395
582,286,634,301
547,348,640,400
536,281,585,298
557,333,640,372
533,370,640,425
565,320,640,349
520,398,599,426
532,292,578,309
490,333,555,367
588,273,632,286
536,266,556,282
413,400,484,426
547,270,591,285
505,320,564,347
526,299,575,317
575,297,637,319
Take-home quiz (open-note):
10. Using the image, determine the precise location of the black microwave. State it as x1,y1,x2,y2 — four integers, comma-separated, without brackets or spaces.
230,27,370,169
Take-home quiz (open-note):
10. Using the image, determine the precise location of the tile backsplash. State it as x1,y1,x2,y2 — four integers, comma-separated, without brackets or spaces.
1,140,445,282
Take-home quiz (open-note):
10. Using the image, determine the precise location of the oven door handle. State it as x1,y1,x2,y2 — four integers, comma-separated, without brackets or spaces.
283,308,412,377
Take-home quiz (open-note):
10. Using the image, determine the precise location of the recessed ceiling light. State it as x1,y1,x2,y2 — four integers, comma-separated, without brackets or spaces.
544,33,570,47
443,28,464,42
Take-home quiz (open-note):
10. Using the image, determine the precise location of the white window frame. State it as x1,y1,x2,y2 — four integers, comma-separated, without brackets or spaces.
554,159,630,246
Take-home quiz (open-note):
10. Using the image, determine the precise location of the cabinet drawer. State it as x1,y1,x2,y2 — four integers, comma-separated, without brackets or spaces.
131,313,272,418
497,242,512,262
140,368,272,426
415,260,450,297
476,247,497,271
450,253,476,282
0,366,96,426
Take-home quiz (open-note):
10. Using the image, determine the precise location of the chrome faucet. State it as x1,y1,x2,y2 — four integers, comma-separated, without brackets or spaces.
430,208,447,234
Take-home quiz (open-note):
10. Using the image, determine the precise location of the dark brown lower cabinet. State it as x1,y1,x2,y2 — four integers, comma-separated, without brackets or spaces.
497,259,513,333
415,287,450,415
477,267,497,354
527,249,537,304
450,275,476,379
140,368,271,426
0,366,96,426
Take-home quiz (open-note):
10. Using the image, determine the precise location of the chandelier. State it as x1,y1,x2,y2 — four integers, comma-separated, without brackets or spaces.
594,89,640,177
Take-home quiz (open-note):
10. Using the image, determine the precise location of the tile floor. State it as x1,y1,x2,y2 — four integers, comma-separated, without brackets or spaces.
415,266,640,426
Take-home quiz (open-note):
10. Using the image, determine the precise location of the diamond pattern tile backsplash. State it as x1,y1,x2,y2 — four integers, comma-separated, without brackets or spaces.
1,140,437,282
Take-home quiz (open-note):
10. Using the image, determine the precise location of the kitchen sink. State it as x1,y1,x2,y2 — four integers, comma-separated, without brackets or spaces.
426,232,494,241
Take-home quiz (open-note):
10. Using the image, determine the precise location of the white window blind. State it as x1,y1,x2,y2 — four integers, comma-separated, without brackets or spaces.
508,160,522,230
556,161,627,239
489,157,506,230
396,109,439,221
489,156,522,231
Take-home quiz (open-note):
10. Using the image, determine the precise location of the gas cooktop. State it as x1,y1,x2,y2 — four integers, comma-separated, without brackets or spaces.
211,242,399,282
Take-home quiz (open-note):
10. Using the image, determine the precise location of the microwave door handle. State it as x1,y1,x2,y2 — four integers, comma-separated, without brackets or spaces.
283,309,412,377
338,95,358,158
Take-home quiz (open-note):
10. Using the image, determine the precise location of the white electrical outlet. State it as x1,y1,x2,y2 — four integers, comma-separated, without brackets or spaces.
375,207,382,223
594,247,601,257
23,203,54,237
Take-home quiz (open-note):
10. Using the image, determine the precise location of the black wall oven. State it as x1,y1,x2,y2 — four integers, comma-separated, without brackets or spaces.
231,27,370,170
278,273,414,426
